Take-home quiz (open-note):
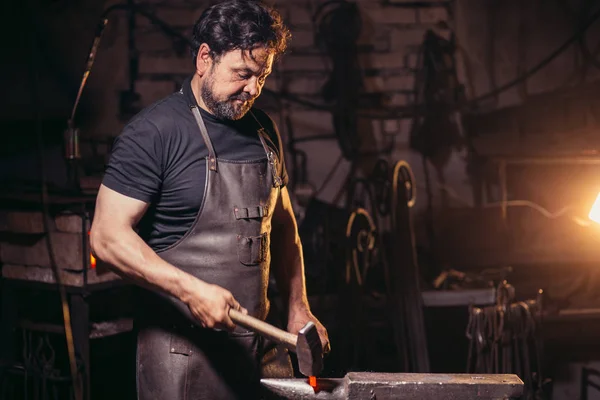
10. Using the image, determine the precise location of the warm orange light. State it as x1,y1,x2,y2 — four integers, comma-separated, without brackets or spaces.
87,230,96,268
589,192,600,224
308,376,317,389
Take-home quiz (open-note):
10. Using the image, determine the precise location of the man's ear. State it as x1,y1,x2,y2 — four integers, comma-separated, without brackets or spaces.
195,43,212,75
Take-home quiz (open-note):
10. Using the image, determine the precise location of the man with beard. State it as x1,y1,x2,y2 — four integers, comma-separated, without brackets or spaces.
89,1,329,398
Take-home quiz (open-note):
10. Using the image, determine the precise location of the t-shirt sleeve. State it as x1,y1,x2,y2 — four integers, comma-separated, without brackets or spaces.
102,118,163,203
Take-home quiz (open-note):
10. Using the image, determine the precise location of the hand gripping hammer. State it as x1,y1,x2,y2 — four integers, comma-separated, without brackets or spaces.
229,309,323,377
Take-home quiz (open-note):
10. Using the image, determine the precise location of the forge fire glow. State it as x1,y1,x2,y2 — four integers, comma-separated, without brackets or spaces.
589,192,600,223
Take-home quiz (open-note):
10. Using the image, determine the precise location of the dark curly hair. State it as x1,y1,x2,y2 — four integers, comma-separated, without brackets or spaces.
191,0,290,63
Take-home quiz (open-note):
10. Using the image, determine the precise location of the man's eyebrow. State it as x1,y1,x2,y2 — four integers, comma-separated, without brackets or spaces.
233,66,259,74
233,66,272,76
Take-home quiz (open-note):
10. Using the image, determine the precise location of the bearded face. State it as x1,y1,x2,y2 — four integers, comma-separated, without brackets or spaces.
200,70,255,120
195,47,274,121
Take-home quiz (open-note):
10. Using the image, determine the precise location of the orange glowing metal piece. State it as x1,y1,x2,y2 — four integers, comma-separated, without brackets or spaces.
590,192,600,224
308,376,317,388
87,231,96,268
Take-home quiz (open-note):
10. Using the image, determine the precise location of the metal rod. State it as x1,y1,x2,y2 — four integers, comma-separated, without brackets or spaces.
69,18,108,123
261,378,345,400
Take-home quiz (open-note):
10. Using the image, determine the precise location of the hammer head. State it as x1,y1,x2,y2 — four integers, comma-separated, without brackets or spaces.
296,321,323,377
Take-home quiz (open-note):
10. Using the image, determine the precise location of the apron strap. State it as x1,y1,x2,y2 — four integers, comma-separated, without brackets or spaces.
249,111,276,156
250,112,283,188
190,105,218,172
257,128,271,156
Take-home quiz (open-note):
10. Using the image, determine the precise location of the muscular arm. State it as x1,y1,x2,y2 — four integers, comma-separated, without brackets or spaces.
270,188,329,350
90,184,244,329
270,187,309,314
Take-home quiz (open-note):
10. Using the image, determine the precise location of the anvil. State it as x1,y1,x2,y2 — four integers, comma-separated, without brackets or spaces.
261,372,524,400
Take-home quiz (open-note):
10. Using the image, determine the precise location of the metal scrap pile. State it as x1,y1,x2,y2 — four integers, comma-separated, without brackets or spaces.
466,281,546,399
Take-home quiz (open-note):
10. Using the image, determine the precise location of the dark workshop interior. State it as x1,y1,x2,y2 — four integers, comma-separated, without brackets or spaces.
3,0,600,399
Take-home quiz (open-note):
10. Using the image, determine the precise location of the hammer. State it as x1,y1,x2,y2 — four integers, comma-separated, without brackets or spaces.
229,309,323,377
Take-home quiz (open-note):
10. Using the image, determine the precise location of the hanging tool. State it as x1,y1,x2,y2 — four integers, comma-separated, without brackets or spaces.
465,282,546,399
229,309,323,377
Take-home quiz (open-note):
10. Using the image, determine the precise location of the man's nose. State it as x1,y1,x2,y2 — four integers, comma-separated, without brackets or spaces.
245,77,260,97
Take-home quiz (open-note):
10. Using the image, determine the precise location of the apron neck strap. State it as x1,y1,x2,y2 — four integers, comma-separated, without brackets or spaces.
249,111,283,188
190,105,218,172
249,111,274,157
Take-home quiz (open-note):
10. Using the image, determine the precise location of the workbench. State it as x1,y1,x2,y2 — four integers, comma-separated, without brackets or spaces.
0,195,133,400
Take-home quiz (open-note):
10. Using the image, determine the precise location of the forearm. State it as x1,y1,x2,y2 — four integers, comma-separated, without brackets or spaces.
90,227,198,303
271,225,310,314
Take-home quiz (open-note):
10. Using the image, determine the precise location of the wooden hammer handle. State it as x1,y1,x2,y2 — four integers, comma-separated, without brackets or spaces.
229,309,297,350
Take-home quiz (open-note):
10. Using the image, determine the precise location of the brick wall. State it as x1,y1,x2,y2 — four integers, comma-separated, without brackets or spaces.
91,0,461,208
131,1,446,115
5,0,598,211
455,0,600,110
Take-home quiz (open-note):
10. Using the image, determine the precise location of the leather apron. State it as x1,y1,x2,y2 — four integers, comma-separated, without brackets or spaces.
136,100,290,400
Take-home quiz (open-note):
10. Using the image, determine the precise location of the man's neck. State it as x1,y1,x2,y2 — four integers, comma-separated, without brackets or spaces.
190,74,212,115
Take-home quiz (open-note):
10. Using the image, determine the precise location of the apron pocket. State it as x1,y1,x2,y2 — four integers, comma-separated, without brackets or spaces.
170,331,193,355
237,233,267,266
